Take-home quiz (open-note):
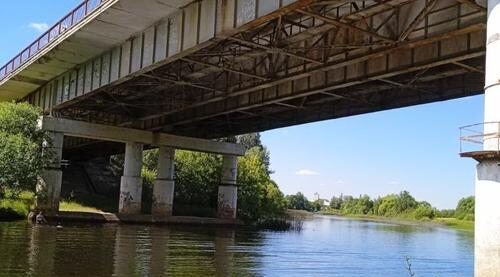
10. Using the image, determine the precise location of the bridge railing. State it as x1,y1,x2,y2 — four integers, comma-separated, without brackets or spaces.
0,0,107,81
460,122,500,153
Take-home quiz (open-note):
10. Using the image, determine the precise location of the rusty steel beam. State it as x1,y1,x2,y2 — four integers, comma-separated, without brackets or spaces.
296,9,395,43
157,50,485,128
225,36,324,65
124,23,484,125
181,58,269,81
398,0,439,41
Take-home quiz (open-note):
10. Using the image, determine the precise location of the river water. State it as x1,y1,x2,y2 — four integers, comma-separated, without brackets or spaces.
0,215,473,276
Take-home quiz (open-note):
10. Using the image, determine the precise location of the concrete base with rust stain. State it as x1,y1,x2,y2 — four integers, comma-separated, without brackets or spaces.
42,211,242,226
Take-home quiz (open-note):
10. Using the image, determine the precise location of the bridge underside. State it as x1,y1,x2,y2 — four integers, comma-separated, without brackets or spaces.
20,0,486,156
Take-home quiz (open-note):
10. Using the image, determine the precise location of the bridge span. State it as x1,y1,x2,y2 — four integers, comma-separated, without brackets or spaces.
0,0,498,274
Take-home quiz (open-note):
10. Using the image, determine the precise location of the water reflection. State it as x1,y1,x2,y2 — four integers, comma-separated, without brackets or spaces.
28,226,56,276
0,216,473,277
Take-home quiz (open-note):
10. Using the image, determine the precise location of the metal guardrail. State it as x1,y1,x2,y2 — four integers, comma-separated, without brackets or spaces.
0,0,107,81
460,122,500,153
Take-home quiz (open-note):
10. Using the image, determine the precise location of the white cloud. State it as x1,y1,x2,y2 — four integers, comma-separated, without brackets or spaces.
295,169,320,176
28,22,49,33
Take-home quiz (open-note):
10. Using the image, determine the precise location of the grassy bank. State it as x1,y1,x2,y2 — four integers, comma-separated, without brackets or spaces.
59,201,105,214
434,217,474,231
0,191,34,220
0,191,108,220
320,212,474,231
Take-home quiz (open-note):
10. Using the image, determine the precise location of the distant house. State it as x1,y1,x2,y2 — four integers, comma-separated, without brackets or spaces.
313,193,331,207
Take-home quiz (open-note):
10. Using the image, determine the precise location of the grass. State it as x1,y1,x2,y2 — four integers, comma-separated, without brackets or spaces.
59,200,105,213
0,191,34,220
434,217,474,231
0,190,110,220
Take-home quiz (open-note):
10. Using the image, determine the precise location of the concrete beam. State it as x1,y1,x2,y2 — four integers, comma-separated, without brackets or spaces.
40,116,245,156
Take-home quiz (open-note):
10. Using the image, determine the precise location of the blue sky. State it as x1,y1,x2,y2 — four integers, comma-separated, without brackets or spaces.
1,1,484,209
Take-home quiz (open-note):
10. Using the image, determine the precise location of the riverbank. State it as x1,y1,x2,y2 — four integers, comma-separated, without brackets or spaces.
0,192,106,220
319,211,474,231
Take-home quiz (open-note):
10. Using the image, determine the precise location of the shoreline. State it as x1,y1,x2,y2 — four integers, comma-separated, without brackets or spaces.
317,212,474,231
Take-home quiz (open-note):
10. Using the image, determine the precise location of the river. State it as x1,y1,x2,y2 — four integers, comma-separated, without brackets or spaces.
0,215,473,276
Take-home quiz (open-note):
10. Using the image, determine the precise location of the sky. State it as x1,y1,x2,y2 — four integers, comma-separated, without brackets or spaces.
0,1,484,209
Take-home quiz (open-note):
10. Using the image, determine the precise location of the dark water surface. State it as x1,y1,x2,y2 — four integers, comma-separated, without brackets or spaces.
0,215,473,276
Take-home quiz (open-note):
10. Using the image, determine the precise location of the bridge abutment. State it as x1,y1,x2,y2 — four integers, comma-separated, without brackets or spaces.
152,147,175,217
217,155,238,219
119,142,144,214
36,131,64,213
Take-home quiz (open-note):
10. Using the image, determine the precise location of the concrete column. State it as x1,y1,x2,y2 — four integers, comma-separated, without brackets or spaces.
475,0,500,275
152,147,175,217
217,155,238,219
119,142,143,214
36,131,64,212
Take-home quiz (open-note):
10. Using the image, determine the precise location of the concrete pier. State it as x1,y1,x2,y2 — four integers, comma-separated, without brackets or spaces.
217,155,238,219
119,142,143,214
152,147,175,217
36,132,64,212
474,0,500,275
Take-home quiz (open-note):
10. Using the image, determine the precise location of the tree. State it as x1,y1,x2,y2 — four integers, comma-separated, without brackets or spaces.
412,201,435,219
330,195,343,210
341,195,373,215
237,147,286,221
0,102,47,197
285,192,312,211
455,196,474,221
310,200,323,212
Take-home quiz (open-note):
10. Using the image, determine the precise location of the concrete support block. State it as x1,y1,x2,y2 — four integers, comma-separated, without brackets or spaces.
475,160,500,276
217,185,238,219
218,155,238,219
152,180,175,216
36,132,64,212
221,155,238,185
119,142,143,214
36,169,63,212
152,147,175,217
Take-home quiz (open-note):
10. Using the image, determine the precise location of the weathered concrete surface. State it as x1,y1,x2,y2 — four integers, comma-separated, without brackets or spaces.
474,0,500,275
152,147,175,217
475,160,500,276
218,155,238,219
119,142,143,214
40,116,246,156
0,0,195,101
36,132,64,212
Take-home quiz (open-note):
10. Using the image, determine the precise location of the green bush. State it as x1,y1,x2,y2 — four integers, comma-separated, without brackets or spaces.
341,195,373,215
141,168,156,214
412,202,435,219
0,102,47,195
455,196,474,221
285,192,312,212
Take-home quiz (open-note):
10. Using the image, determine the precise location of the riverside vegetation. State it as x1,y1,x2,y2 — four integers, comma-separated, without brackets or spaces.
285,191,475,230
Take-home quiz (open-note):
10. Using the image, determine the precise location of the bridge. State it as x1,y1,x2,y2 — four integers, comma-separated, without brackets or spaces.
0,0,497,274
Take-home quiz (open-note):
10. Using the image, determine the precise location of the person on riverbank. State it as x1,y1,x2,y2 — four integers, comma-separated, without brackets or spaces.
35,211,47,224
